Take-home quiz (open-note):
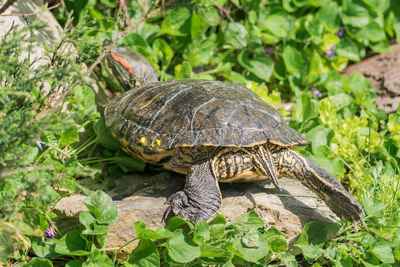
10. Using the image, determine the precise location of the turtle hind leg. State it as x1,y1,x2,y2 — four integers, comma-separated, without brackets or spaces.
274,147,365,224
163,160,222,224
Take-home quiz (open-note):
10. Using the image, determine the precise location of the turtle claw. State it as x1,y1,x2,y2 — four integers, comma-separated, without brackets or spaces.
271,176,282,190
163,190,213,224
162,191,188,223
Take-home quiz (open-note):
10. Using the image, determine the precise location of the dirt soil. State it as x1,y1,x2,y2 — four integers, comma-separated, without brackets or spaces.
342,44,400,113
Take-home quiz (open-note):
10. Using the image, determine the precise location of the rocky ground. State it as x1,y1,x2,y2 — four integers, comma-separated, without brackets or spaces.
55,173,339,249
342,44,400,113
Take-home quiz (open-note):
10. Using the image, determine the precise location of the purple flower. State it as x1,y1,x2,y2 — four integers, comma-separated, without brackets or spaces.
36,140,46,151
325,45,336,57
34,160,38,165
312,86,322,98
44,223,56,239
337,27,344,37
264,48,272,55
314,91,322,98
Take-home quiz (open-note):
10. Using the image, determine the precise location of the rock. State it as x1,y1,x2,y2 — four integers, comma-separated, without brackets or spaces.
0,0,64,69
342,44,400,113
0,0,107,112
55,172,339,250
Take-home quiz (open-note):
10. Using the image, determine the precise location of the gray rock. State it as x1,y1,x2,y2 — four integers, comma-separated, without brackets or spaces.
55,172,339,250
342,44,400,113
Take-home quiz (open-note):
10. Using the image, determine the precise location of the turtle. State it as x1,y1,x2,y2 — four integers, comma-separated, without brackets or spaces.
101,41,365,225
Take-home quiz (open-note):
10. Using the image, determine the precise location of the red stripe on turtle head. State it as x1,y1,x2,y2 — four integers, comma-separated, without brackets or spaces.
111,52,134,74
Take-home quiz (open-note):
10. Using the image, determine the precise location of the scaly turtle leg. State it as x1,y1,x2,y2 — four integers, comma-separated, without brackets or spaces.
252,146,282,190
271,145,366,226
164,160,222,224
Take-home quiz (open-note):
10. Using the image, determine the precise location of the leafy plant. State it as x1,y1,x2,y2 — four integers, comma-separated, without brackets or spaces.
1,0,400,265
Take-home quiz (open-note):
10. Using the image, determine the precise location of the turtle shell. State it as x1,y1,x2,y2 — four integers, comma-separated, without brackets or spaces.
105,79,309,152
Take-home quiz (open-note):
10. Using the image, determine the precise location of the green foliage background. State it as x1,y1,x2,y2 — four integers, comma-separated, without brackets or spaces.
1,0,400,265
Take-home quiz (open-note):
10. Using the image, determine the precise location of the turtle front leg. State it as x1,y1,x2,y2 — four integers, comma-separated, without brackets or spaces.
252,145,282,189
164,160,222,224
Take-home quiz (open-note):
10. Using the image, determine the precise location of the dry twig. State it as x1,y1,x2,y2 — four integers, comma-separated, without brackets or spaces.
0,0,17,15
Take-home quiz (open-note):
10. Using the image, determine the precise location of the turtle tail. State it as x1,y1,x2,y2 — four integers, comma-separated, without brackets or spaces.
272,145,365,224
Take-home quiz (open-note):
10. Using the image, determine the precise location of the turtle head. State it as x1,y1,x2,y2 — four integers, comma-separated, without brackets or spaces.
102,39,158,91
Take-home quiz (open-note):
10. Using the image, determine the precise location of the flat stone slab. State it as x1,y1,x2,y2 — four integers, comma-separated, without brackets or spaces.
55,172,339,250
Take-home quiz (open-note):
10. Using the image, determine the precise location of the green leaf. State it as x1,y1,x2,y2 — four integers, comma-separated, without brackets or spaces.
370,39,389,54
372,239,395,264
65,261,82,267
174,61,193,79
166,229,201,263
193,220,210,244
280,252,298,267
32,238,60,259
133,221,172,240
282,45,302,73
306,125,334,154
221,259,235,267
110,155,146,172
238,51,273,81
361,0,390,13
317,2,341,32
363,197,386,218
54,230,91,256
60,125,79,146
394,18,400,43
209,214,226,238
186,39,214,67
227,230,269,262
342,1,369,27
298,222,327,247
295,222,327,261
93,117,120,151
83,190,118,225
166,216,193,232
225,22,247,48
345,72,376,109
99,0,116,8
122,33,150,50
228,211,264,233
127,239,160,267
308,51,324,84
198,6,221,27
330,93,354,110
292,94,320,123
264,228,287,253
83,249,113,267
152,39,174,69
73,85,96,110
309,151,344,177
273,58,287,80
364,21,386,42
80,211,110,236
24,258,53,267
199,244,232,258
191,12,208,40
160,7,191,36
261,14,290,39
337,37,361,62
